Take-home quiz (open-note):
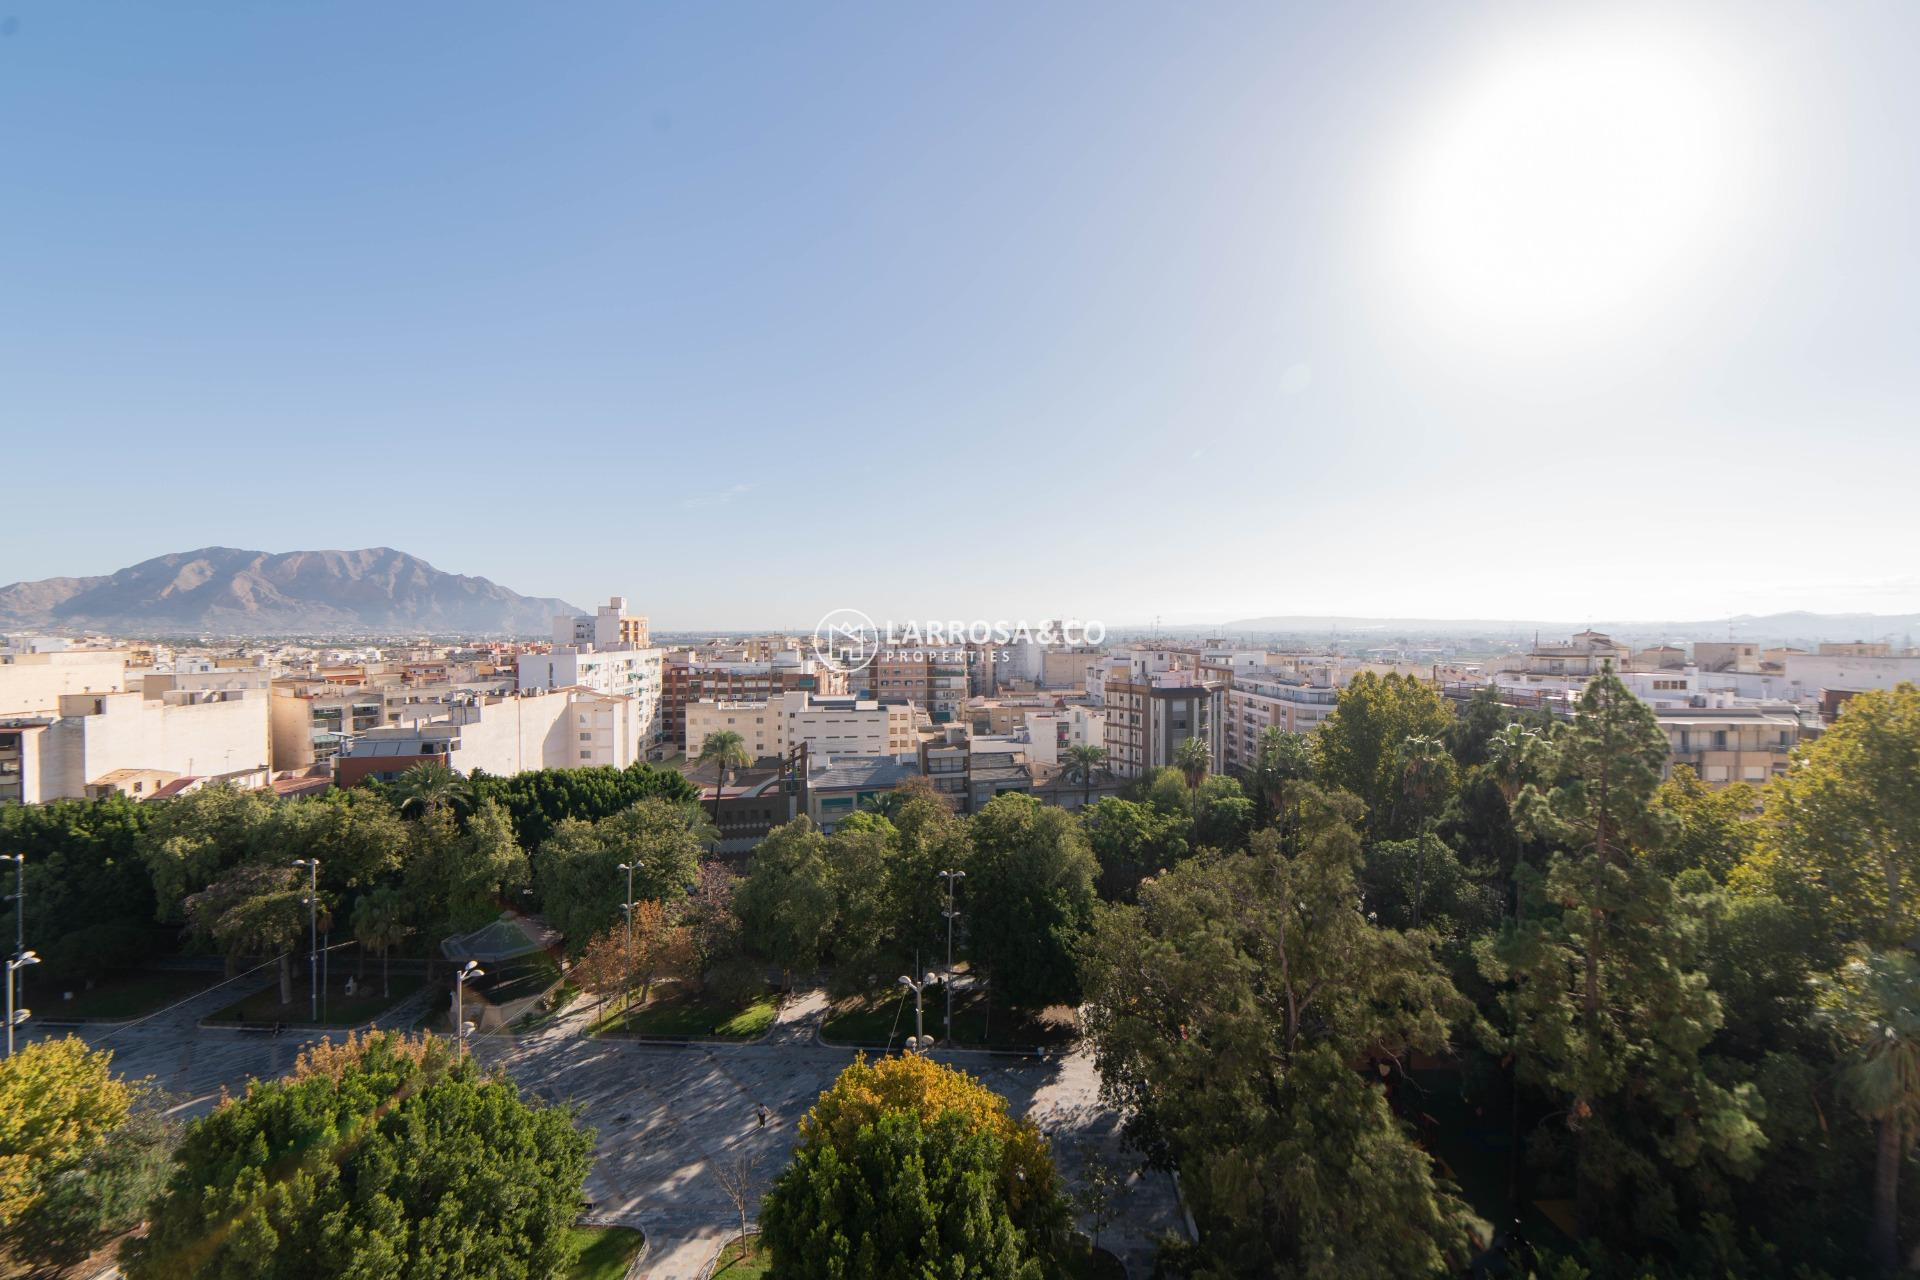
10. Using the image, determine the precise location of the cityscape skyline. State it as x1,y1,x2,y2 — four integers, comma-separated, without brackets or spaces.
4,2,1919,625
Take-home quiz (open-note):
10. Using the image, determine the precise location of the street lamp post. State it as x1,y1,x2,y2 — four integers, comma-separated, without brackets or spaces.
898,971,936,1053
455,959,485,1058
616,861,636,1012
5,949,38,1057
2,855,23,1047
292,859,320,1022
938,869,964,1045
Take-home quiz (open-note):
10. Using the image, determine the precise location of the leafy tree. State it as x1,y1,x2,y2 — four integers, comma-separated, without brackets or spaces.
1479,668,1764,1243
0,795,158,981
350,887,412,998
1650,767,1760,883
533,797,710,947
1820,949,1920,1274
1079,786,1472,1277
821,813,907,993
1733,683,1920,950
1315,672,1453,839
1189,774,1254,853
6,1103,170,1272
467,762,699,851
137,784,277,922
759,1054,1067,1279
1363,836,1498,942
184,861,313,1005
1081,797,1189,901
1173,735,1212,789
1060,743,1109,808
685,860,743,980
125,1031,592,1280
965,794,1098,1009
572,904,690,1008
735,819,839,983
697,730,753,823
389,760,472,819
265,789,408,891
0,1037,140,1236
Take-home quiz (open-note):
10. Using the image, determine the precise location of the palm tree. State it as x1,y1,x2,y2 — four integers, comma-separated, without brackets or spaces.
351,887,413,999
1486,723,1542,805
696,731,751,825
1061,744,1109,808
1249,726,1311,822
1824,950,1920,1274
1173,736,1212,790
391,760,472,819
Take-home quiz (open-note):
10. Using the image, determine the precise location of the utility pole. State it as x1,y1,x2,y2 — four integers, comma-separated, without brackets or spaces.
1,855,22,1044
5,949,37,1057
938,869,965,1045
455,959,485,1058
898,971,936,1053
617,860,637,1014
293,858,320,1022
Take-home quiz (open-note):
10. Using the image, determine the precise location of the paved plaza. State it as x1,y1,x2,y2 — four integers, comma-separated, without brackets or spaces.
28,979,1185,1279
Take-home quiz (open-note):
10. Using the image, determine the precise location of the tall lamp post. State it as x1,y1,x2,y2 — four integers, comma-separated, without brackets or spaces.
292,858,320,1022
2,854,23,1047
5,949,37,1057
455,959,485,1058
898,971,936,1053
938,869,965,1046
616,861,637,1012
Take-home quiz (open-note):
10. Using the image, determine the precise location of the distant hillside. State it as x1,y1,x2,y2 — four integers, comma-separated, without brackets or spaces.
0,547,580,636
1217,611,1920,645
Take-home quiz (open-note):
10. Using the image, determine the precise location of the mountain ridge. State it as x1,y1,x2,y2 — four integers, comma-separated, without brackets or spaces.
0,547,581,636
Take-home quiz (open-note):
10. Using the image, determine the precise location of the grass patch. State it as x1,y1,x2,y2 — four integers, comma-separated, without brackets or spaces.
592,985,778,1040
36,969,223,1021
711,1234,771,1278
206,972,427,1027
822,985,1075,1052
567,1225,645,1280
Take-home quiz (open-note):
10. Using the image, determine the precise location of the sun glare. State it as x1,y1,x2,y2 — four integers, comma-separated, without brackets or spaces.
1383,15,1763,352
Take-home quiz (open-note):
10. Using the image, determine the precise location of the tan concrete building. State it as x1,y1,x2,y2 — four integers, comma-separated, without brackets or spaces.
1103,672,1223,780
684,698,782,760
1655,707,1799,786
1220,671,1341,774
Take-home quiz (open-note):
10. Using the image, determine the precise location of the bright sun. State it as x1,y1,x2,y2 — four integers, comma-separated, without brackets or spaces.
1383,14,1763,351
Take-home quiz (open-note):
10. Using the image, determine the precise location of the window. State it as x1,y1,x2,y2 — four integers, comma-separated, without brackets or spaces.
580,732,591,741
580,750,592,760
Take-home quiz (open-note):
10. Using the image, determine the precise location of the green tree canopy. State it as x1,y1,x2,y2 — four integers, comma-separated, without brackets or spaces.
1314,672,1454,840
759,1054,1067,1280
1479,668,1764,1246
964,794,1098,1009
532,796,710,947
1080,785,1472,1277
124,1032,592,1280
1733,683,1920,950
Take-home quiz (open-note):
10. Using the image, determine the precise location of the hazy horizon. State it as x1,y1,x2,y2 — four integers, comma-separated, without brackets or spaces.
5,3,1917,628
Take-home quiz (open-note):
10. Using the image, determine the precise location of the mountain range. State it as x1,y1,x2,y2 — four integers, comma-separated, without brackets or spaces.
1214,612,1920,646
0,548,580,636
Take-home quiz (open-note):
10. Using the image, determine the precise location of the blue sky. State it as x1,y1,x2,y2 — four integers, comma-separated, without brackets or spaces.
3,2,1917,628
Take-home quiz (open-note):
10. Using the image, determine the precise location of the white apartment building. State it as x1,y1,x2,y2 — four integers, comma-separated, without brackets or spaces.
779,692,921,758
2,687,271,805
684,698,782,760
0,649,130,715
554,596,651,648
1020,705,1107,767
337,687,654,782
518,645,664,744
